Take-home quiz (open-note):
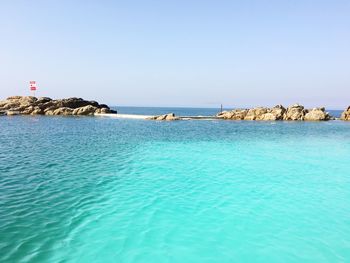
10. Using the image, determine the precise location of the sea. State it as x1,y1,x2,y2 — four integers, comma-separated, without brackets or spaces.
0,107,349,263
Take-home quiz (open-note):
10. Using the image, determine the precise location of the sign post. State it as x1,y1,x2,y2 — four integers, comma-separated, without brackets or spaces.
29,81,37,97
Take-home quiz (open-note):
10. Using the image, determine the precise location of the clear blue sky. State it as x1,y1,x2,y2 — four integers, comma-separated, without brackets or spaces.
1,0,349,108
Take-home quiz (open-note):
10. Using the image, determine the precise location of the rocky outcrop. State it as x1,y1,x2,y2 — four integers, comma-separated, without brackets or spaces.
217,105,286,121
147,113,180,121
216,109,248,120
53,107,74,116
283,104,307,120
265,105,286,120
341,107,350,121
95,108,111,114
304,108,331,121
72,105,97,115
0,96,116,116
217,104,332,121
244,107,268,120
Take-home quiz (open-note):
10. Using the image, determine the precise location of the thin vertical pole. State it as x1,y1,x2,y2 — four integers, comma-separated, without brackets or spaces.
221,104,223,113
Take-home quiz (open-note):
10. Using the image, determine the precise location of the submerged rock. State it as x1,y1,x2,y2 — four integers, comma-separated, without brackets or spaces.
0,96,116,116
147,113,180,121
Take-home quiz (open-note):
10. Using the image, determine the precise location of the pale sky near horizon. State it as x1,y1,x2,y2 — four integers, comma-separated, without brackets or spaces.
0,0,349,109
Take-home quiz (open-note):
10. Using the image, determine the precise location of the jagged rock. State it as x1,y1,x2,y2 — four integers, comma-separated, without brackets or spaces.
6,96,23,100
43,106,57,113
270,105,286,120
31,107,44,115
22,106,36,115
0,100,20,110
217,109,248,120
244,107,268,120
147,113,179,121
99,104,109,109
0,96,115,116
304,108,331,121
0,101,7,108
95,108,102,114
283,104,307,121
6,111,19,116
72,105,98,115
218,105,286,121
52,98,93,109
45,110,55,116
255,105,286,121
8,96,37,106
95,107,113,114
52,107,74,115
341,106,350,121
36,97,52,104
216,110,228,118
52,98,109,109
259,113,278,121
216,104,334,121
165,114,179,121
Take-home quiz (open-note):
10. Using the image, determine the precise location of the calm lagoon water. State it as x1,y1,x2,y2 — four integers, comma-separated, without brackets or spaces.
0,108,350,262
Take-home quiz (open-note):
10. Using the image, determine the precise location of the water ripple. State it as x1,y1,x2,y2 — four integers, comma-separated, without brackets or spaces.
1,117,350,262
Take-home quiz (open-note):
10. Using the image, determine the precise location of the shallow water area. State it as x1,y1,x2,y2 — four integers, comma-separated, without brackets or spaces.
1,112,350,263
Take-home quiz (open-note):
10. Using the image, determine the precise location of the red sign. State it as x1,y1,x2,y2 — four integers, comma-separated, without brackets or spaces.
29,80,37,91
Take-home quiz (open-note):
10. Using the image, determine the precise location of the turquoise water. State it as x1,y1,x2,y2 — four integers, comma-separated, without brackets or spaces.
1,113,350,262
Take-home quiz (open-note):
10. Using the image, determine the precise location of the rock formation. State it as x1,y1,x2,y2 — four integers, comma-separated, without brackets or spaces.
265,105,286,120
147,113,180,121
217,104,331,121
341,106,350,121
0,96,116,116
244,107,268,120
304,107,332,121
283,104,307,120
216,109,248,120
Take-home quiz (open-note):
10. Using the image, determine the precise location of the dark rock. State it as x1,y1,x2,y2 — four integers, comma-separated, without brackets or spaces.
99,104,110,109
